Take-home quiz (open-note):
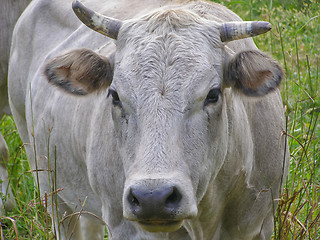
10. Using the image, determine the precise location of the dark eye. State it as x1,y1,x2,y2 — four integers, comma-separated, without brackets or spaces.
204,88,221,106
107,88,121,106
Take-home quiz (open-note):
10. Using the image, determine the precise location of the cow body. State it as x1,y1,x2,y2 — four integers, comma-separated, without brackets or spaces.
0,133,15,215
0,0,30,215
0,0,31,118
8,0,288,239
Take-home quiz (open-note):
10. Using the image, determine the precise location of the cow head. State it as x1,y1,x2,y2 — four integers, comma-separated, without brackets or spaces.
44,0,283,233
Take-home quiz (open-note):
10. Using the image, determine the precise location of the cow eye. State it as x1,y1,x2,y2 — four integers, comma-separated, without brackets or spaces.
107,88,121,106
204,88,221,106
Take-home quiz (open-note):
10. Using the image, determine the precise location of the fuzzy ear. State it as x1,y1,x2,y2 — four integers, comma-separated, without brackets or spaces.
44,48,113,95
224,50,283,96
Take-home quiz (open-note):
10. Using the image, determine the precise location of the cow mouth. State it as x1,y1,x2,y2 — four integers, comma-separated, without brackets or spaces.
137,220,183,232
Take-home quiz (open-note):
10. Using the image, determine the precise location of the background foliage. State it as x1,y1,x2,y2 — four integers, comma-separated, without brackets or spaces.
221,0,320,238
1,0,319,239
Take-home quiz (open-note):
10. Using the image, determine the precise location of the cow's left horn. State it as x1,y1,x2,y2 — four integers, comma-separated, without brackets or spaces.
220,21,271,42
72,0,122,40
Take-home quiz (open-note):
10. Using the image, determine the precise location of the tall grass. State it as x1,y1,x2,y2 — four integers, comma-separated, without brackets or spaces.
0,116,54,239
222,0,320,239
0,0,319,239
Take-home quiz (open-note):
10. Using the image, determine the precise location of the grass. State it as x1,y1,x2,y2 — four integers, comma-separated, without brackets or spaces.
1,0,319,239
0,117,53,239
230,1,320,239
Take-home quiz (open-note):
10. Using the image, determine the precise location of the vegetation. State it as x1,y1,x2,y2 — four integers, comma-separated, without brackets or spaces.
1,0,319,239
219,0,320,238
224,0,320,238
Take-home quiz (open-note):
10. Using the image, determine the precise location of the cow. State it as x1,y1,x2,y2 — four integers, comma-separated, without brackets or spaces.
0,0,31,215
0,0,31,119
8,0,289,239
0,0,30,117
0,134,15,215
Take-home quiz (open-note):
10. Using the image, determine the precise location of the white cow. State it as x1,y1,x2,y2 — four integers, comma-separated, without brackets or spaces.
8,0,289,239
0,134,15,215
0,0,30,215
0,0,31,117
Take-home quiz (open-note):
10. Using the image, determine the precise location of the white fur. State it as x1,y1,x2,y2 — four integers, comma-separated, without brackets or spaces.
8,0,288,239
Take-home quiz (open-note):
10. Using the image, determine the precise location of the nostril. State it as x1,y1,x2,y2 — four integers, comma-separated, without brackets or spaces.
128,188,140,207
165,187,182,209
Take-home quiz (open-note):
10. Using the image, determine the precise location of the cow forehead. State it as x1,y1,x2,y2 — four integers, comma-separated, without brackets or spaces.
112,8,223,110
113,38,222,113
116,7,222,59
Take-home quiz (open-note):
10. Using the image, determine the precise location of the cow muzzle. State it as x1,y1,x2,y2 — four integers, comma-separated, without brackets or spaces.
123,178,197,232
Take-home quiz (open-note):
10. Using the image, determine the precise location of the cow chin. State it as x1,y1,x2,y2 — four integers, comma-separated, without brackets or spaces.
137,220,183,233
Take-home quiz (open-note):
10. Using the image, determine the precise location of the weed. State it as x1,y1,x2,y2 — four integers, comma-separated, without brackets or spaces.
221,0,320,239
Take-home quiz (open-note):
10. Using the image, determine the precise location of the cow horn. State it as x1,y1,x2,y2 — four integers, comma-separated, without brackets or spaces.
72,0,122,39
220,21,271,42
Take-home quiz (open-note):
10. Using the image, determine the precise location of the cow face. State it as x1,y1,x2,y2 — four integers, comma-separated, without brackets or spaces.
45,6,282,234
110,11,227,232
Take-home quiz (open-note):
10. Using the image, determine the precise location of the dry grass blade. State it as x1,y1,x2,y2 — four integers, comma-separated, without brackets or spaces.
59,211,112,238
0,217,18,240
16,169,53,188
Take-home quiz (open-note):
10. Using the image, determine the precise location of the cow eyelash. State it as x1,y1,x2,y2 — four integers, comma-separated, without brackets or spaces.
107,88,121,106
204,88,221,106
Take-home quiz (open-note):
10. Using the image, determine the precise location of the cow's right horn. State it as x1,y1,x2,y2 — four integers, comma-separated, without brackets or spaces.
72,0,122,40
220,21,271,42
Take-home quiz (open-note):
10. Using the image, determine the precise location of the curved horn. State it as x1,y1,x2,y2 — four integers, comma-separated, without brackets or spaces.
72,0,123,39
220,21,271,42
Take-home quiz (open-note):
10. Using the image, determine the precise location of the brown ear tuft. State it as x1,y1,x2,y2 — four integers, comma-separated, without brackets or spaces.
44,48,113,95
224,50,283,96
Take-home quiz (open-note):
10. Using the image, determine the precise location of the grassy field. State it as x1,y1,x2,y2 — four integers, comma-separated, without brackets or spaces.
1,0,319,239
222,0,320,239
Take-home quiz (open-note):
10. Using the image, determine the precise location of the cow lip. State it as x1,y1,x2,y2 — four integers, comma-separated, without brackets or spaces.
137,220,183,232
140,220,179,225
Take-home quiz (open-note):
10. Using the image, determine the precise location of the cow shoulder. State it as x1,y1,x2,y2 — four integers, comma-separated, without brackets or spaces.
44,48,112,95
224,50,283,96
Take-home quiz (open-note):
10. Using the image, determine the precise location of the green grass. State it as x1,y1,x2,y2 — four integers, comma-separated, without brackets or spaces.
0,116,54,239
1,0,319,239
220,0,320,238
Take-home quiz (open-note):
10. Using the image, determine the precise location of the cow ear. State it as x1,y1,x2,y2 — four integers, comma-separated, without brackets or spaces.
44,48,113,95
223,50,283,96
